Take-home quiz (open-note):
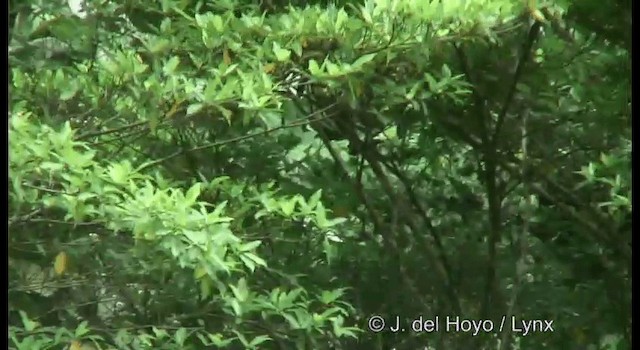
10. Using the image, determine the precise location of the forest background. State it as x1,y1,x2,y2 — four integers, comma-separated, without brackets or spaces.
8,0,631,349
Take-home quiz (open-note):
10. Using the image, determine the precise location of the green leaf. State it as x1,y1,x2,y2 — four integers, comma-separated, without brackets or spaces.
280,288,304,308
352,53,376,69
187,103,204,116
60,84,79,101
159,18,172,32
148,38,171,54
249,335,272,347
325,60,342,76
406,81,423,100
185,183,202,206
243,253,267,268
230,278,249,302
108,163,129,184
74,321,90,337
323,237,336,265
291,42,303,57
215,106,233,124
230,299,242,316
374,125,397,141
283,313,301,329
207,333,232,347
335,9,349,30
314,202,328,228
54,327,68,344
332,316,358,338
184,230,207,245
48,16,86,42
240,254,256,272
200,278,212,299
308,59,322,76
239,240,262,252
280,197,297,216
212,15,224,32
211,200,229,218
328,217,347,227
441,64,452,78
163,56,180,75
307,190,322,209
174,328,187,346
272,42,291,62
320,289,345,304
361,7,373,24
19,311,39,332
152,327,169,339
320,306,344,318
194,14,208,29
425,73,439,91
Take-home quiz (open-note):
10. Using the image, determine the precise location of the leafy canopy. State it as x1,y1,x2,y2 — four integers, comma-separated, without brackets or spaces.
9,0,630,349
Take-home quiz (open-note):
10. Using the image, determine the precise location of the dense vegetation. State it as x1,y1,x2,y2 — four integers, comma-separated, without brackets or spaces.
9,0,631,349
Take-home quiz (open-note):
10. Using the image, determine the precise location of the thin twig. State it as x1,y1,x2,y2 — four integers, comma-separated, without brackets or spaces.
492,21,542,145
136,103,339,173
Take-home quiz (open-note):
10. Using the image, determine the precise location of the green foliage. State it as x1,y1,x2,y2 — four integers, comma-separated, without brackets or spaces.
9,0,630,349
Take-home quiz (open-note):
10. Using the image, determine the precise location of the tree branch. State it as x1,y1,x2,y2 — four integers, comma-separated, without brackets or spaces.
492,21,542,145
136,103,338,173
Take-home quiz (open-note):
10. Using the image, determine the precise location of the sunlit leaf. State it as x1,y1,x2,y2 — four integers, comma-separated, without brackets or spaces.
223,48,232,65
53,251,68,276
